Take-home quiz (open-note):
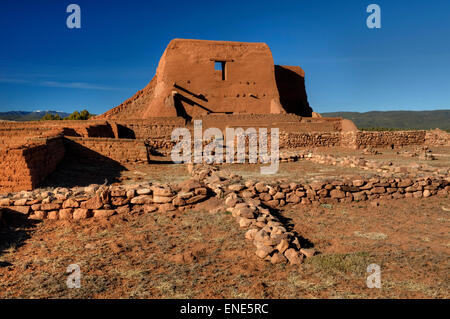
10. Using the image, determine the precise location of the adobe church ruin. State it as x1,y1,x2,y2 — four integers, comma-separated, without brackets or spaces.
97,39,314,120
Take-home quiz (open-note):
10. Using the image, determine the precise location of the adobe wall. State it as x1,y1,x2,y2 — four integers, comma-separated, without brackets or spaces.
97,39,314,120
0,137,65,193
112,117,187,139
64,137,148,164
274,65,312,117
152,39,283,117
105,115,346,140
0,120,115,141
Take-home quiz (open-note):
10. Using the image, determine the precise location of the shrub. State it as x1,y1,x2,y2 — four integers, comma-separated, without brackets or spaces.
64,109,93,120
40,113,62,121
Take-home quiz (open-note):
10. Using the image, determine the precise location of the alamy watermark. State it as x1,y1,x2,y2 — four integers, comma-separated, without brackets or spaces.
366,263,381,289
171,120,280,175
66,4,81,29
366,4,381,29
66,263,81,288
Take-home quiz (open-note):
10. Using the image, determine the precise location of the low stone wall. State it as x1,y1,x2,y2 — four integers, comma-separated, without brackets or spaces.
354,131,427,148
280,132,341,148
425,129,450,146
300,151,448,177
0,136,65,193
143,130,446,152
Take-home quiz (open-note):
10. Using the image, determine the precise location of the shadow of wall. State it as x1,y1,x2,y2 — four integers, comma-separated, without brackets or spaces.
0,210,39,263
274,65,313,117
117,124,136,139
39,138,127,189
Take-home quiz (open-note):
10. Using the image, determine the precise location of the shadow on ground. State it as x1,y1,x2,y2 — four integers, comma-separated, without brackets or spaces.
0,210,40,266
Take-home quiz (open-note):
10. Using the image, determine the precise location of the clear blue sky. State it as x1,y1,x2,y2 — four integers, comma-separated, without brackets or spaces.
0,0,449,114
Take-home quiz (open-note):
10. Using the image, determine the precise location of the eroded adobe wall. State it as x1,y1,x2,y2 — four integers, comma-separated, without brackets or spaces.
274,65,312,117
64,137,148,164
97,39,287,119
0,120,115,141
150,39,282,117
112,117,187,139
0,137,65,193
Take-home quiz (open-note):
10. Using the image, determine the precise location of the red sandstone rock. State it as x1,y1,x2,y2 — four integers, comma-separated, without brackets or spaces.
286,193,300,204
93,209,116,218
40,203,61,211
14,198,27,206
136,188,151,195
63,198,79,208
185,194,207,204
0,198,12,206
30,211,46,220
59,208,73,220
195,187,208,195
284,248,303,265
330,189,345,199
398,179,413,187
271,252,288,264
300,248,316,258
151,186,173,197
143,205,157,213
111,197,130,206
276,239,289,254
158,203,176,213
130,195,153,204
7,205,30,215
245,228,259,240
178,179,202,192
80,196,103,210
73,208,91,220
116,205,130,214
111,189,126,197
47,211,59,220
172,197,186,206
371,187,386,194
153,195,174,204
255,245,274,259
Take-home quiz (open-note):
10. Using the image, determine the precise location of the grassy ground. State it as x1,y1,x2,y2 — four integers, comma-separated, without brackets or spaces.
1,195,448,299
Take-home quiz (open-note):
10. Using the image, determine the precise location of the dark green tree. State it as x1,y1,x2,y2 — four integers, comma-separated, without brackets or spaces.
64,109,93,120
41,113,62,121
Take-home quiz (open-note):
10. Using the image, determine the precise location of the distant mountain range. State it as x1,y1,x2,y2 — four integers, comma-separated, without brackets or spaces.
0,111,70,121
0,109,449,130
321,110,450,130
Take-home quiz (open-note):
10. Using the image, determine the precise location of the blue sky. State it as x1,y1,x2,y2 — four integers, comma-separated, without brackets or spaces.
0,0,449,114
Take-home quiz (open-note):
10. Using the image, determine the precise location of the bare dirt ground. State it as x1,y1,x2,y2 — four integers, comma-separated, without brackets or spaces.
0,146,449,299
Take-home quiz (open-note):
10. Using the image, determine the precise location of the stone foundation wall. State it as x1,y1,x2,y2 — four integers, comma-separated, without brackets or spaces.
1,165,447,223
354,131,427,148
425,129,450,146
279,132,341,148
